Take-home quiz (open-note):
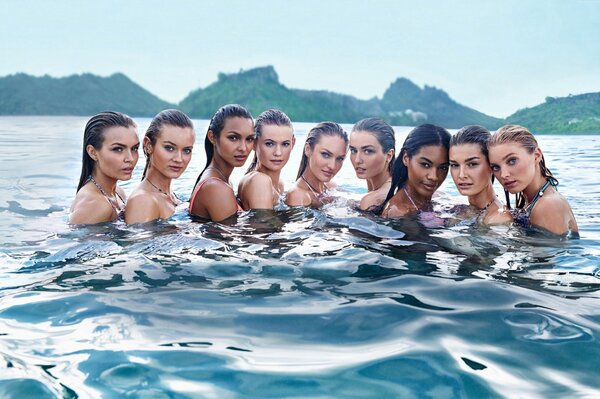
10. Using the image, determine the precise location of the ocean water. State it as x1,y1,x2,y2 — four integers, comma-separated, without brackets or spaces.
0,116,599,398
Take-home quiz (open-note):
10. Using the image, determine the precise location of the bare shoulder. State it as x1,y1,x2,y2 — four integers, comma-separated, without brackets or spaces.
286,183,311,207
530,192,576,235
125,188,160,224
382,194,410,218
485,206,513,225
69,191,114,224
360,190,384,211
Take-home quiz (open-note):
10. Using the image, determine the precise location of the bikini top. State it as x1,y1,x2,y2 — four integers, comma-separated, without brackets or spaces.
189,177,243,215
513,178,557,227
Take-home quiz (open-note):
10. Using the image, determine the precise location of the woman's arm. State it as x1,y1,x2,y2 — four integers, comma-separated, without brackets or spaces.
199,180,240,221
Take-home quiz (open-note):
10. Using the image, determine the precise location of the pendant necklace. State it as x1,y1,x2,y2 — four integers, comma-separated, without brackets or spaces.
301,174,324,204
146,178,179,206
90,175,124,212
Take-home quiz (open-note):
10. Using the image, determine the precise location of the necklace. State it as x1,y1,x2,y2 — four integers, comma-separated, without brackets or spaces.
90,175,124,213
206,166,230,185
146,178,179,206
480,196,496,212
301,174,324,203
403,187,421,212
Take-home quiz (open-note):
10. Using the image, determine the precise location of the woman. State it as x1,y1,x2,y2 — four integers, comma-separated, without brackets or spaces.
125,109,195,224
449,125,512,225
189,104,254,221
488,124,578,235
70,111,139,224
349,118,395,211
238,109,295,209
381,124,451,218
286,122,348,207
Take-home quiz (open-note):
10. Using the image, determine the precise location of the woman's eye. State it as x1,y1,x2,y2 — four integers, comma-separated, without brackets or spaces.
164,145,174,151
449,163,458,169
265,142,273,147
421,162,431,168
349,148,357,154
491,164,500,172
364,149,373,155
228,136,238,141
439,165,449,172
282,142,290,148
336,156,345,162
132,146,139,152
321,152,330,158
112,147,123,152
468,162,478,168
183,148,192,154
507,158,517,165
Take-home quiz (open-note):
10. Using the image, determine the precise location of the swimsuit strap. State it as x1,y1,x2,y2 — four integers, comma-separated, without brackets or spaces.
189,176,236,214
524,179,555,213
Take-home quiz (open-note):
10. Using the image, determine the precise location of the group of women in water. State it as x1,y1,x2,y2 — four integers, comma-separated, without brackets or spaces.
69,105,579,236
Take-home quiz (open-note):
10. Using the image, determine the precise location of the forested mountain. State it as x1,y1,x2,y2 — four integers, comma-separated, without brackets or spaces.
0,73,173,116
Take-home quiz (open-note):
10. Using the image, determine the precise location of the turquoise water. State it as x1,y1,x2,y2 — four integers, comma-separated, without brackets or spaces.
1,116,600,398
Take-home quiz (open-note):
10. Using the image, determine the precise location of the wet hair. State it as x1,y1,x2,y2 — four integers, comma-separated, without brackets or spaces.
450,125,494,185
450,125,491,160
193,104,253,189
247,109,293,173
379,123,451,213
77,111,136,192
489,124,557,209
352,118,396,173
142,109,194,180
296,122,349,180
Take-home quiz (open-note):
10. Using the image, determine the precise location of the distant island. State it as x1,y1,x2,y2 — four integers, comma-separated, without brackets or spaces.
1,66,599,134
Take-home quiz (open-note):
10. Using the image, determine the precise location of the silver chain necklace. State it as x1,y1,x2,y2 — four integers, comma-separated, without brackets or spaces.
89,176,124,213
146,178,179,206
301,174,325,204
206,166,230,186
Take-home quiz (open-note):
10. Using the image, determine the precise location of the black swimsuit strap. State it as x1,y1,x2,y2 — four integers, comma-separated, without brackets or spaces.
524,179,554,213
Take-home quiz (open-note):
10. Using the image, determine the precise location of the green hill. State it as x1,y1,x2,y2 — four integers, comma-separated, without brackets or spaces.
506,92,600,134
0,72,173,117
179,66,501,129
381,78,502,128
179,66,382,123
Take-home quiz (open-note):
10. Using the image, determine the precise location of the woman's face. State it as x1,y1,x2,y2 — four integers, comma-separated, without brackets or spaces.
306,135,347,182
147,124,195,179
211,117,255,167
349,130,392,180
89,125,139,181
488,142,540,193
449,143,492,197
256,124,295,172
404,144,449,198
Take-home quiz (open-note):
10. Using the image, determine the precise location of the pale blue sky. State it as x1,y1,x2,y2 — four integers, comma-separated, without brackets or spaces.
1,0,598,117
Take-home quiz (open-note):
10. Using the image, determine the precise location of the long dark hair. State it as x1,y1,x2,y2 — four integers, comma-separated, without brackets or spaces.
297,122,348,180
142,109,194,180
352,117,396,173
77,111,136,192
380,123,451,212
193,104,253,189
489,124,557,209
247,109,293,173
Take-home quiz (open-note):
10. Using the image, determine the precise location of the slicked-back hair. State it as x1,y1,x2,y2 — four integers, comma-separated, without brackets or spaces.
142,109,194,180
247,109,293,173
192,104,253,190
296,122,348,180
77,111,136,192
352,117,396,173
489,124,557,209
379,123,451,214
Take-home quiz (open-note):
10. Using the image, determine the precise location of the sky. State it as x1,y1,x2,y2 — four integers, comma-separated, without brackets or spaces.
1,0,599,118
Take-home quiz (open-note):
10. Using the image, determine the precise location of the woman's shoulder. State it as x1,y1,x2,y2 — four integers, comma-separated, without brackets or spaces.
285,181,311,207
382,194,412,218
530,191,576,234
240,171,272,191
69,188,114,224
484,205,513,225
360,188,387,211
